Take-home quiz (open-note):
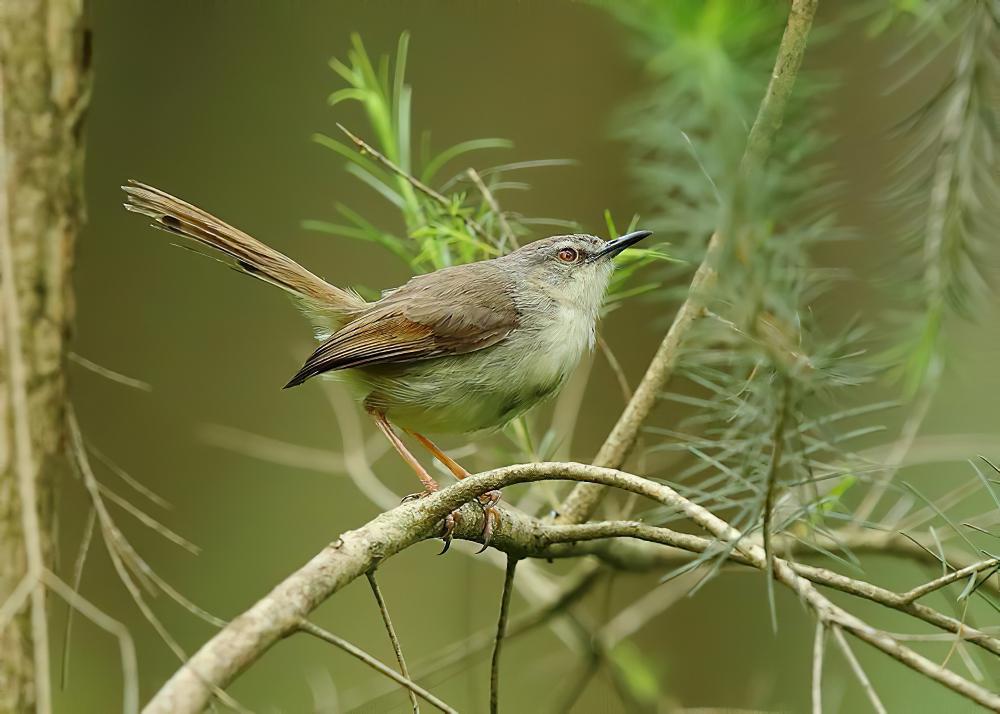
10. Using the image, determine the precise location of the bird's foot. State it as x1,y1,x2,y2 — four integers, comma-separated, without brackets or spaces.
400,484,439,503
399,489,464,555
401,488,501,554
438,509,462,555
476,490,503,554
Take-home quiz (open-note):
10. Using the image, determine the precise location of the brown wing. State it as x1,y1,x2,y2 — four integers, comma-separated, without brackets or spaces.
283,263,519,387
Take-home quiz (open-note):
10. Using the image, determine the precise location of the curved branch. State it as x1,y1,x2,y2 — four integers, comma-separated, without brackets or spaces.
144,462,1000,712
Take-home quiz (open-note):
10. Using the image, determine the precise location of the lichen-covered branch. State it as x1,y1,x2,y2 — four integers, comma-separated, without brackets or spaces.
0,1,90,709
143,462,1000,713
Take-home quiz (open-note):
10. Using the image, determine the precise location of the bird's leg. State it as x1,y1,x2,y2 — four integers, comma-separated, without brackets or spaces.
368,410,460,552
407,430,502,552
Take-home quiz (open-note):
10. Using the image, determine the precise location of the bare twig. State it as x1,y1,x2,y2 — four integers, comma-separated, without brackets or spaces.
144,462,1000,712
343,564,603,712
69,352,152,392
490,556,518,714
66,408,242,712
42,570,139,714
298,619,457,714
900,558,1000,604
762,379,790,630
556,0,821,523
366,570,419,714
596,333,633,403
467,167,518,249
832,626,886,714
61,507,96,688
337,123,494,244
812,621,825,714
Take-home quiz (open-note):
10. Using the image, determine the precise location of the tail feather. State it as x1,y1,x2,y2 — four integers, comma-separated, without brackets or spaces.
122,180,364,313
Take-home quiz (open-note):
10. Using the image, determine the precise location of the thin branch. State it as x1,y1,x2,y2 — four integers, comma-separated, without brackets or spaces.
144,462,1000,712
762,379,790,631
556,0,821,523
297,620,457,714
490,556,518,714
812,621,825,714
901,558,1000,604
42,570,139,714
337,123,494,244
833,626,886,714
343,564,603,712
0,67,51,713
366,570,418,714
596,333,633,403
66,408,242,711
467,167,518,249
69,352,152,392
61,506,96,688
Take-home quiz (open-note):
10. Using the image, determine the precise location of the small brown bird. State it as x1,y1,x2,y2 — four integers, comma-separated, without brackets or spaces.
123,181,650,550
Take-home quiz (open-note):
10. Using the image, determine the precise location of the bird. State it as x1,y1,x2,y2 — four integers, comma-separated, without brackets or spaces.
122,180,651,551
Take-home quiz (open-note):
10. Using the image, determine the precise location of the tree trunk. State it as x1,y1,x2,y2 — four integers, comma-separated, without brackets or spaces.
0,1,90,711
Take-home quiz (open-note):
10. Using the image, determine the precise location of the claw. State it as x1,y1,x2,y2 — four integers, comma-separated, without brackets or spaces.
478,489,501,513
475,508,501,554
438,509,461,555
401,488,437,504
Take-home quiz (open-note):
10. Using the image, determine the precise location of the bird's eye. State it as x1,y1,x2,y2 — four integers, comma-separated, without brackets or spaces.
557,247,579,263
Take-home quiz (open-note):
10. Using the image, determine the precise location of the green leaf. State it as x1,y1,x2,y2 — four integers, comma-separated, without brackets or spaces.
421,138,514,184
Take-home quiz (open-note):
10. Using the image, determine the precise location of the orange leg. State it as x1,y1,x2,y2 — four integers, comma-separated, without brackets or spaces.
370,410,439,493
408,429,503,552
368,410,461,552
406,430,471,479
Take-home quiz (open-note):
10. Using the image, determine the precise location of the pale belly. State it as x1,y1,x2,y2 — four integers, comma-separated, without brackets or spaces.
342,320,593,434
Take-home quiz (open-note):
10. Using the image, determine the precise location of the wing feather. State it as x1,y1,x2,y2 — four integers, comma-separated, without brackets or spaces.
284,263,519,387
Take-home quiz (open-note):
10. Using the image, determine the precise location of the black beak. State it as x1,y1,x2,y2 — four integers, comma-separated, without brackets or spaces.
587,230,653,263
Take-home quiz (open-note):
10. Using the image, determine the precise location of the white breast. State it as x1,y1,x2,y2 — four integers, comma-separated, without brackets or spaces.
522,302,594,387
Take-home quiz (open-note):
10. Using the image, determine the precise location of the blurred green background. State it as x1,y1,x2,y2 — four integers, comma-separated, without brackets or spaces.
58,1,999,712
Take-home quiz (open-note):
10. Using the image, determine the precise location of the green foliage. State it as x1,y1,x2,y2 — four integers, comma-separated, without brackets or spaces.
595,0,869,561
306,31,671,309
882,1,1000,391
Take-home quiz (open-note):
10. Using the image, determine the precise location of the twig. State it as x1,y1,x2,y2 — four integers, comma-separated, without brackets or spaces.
490,556,518,714
144,462,1000,712
42,570,139,714
762,379,790,631
337,123,494,244
832,626,886,714
0,67,52,712
596,333,633,403
297,619,457,714
366,570,419,714
61,507,96,688
66,408,243,712
555,0,821,524
343,564,603,712
812,621,825,714
901,558,1000,604
467,167,518,250
69,352,152,392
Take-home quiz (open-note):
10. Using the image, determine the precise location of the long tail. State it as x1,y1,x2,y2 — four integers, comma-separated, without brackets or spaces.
122,180,364,313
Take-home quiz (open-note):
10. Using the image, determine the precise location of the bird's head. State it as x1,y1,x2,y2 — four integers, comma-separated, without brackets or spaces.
503,230,652,311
